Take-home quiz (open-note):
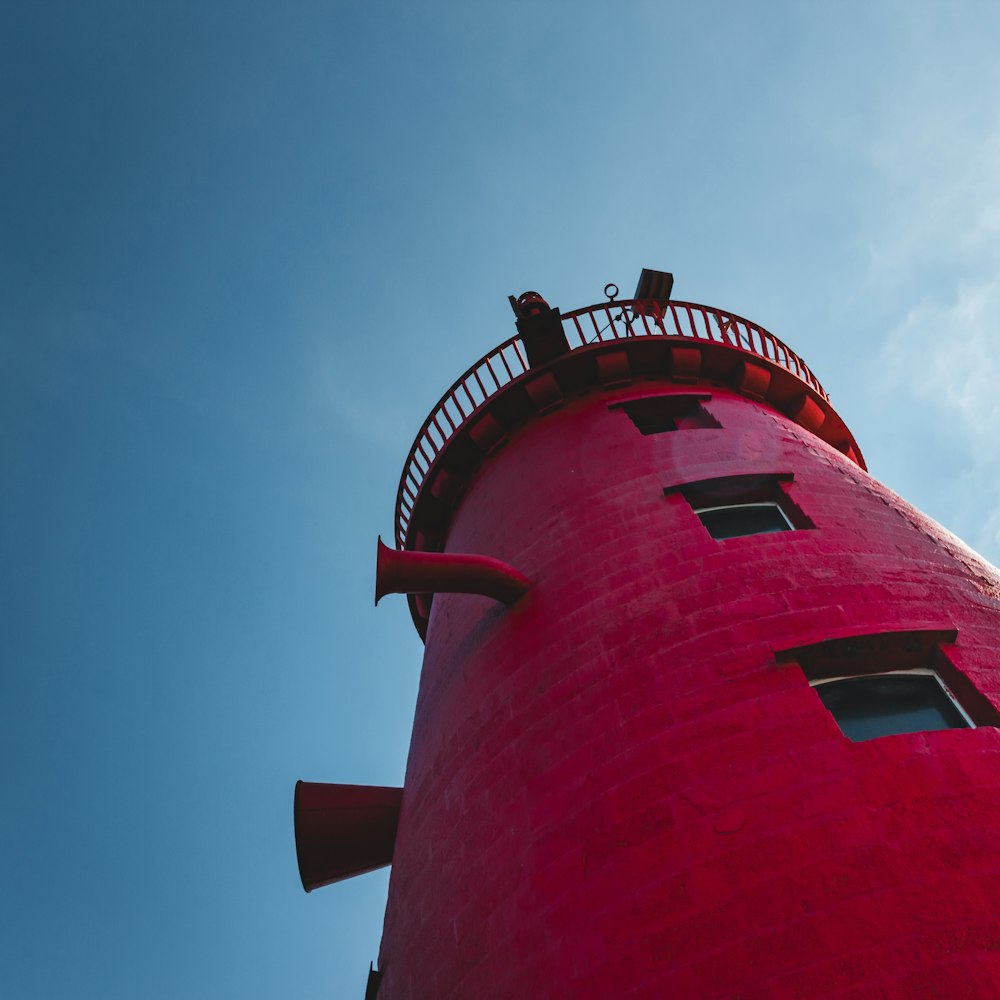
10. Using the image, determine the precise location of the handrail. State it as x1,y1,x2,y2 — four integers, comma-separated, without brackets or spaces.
394,299,828,550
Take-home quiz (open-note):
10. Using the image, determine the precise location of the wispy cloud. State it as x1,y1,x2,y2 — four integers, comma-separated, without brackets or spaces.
864,107,1000,560
881,278,1000,435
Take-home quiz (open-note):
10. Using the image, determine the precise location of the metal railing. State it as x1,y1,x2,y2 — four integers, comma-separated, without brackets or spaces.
394,299,827,549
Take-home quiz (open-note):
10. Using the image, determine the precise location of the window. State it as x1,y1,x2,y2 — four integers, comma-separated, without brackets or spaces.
776,628,1000,742
811,670,974,742
668,473,812,539
612,393,720,435
693,500,793,540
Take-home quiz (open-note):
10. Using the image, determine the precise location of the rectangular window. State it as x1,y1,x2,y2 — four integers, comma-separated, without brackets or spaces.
811,670,974,742
776,628,1000,742
612,393,720,436
693,500,793,540
668,473,812,539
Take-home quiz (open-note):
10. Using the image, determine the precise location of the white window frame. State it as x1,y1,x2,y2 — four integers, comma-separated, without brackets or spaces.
692,500,794,532
809,668,976,729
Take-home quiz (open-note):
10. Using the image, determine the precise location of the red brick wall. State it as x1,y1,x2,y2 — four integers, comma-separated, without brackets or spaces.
378,383,1000,998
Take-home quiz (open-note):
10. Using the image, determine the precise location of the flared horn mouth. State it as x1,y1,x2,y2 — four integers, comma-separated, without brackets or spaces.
293,780,403,892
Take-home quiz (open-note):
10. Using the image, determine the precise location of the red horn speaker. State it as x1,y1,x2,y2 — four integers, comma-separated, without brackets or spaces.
293,781,403,892
374,535,531,606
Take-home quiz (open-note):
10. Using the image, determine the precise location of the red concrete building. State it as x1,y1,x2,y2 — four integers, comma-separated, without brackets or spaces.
296,271,1000,998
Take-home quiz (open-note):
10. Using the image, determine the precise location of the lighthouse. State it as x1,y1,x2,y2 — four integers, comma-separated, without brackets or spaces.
296,271,1000,997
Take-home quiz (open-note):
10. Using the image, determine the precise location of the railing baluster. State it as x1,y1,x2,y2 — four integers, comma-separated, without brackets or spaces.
666,302,682,337
484,356,503,390
684,305,707,340
472,367,489,402
432,411,452,439
495,348,507,375
512,339,528,369
699,306,715,341
462,382,477,414
587,310,603,343
442,397,458,426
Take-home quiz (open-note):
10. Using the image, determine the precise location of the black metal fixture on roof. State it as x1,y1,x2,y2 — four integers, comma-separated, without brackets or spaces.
509,290,570,368
632,268,674,316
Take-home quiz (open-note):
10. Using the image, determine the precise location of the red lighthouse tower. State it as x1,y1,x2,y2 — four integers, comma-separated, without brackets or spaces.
296,271,1000,997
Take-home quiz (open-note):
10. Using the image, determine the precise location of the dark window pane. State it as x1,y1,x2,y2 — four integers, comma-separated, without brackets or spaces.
621,398,719,435
631,411,678,435
674,406,721,431
815,674,970,742
696,503,791,539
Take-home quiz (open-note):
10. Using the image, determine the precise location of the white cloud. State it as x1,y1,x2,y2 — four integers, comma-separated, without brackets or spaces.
881,278,1000,436
864,111,1000,563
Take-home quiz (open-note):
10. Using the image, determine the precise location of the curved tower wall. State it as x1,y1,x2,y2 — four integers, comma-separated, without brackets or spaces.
372,306,1000,997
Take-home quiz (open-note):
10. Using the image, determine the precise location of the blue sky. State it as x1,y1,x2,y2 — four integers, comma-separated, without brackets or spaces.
4,2,1000,997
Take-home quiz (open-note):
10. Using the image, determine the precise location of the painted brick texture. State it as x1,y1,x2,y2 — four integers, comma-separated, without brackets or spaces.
377,382,1000,998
